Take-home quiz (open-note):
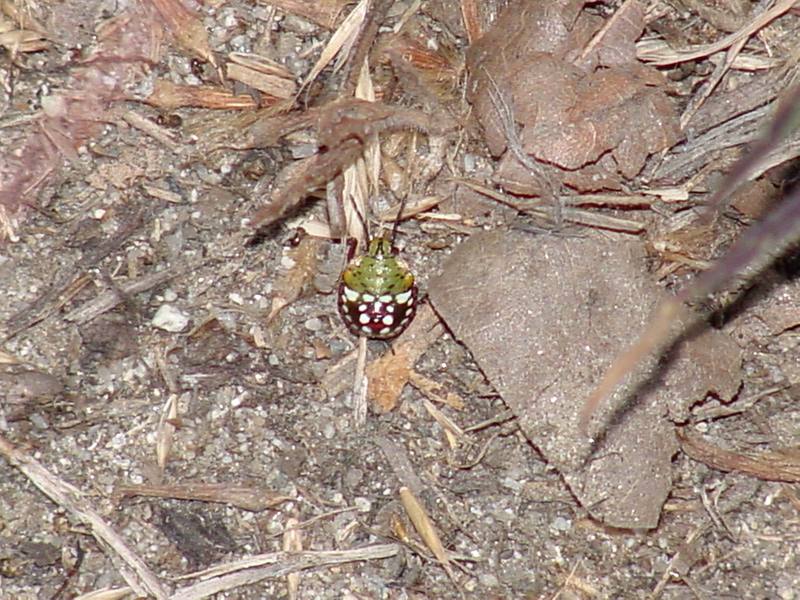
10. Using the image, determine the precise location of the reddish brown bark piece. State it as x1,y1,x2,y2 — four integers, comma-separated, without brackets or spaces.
428,231,741,529
678,429,800,482
467,0,681,193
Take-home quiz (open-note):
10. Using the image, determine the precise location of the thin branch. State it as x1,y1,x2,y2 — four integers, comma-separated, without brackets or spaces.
0,435,169,599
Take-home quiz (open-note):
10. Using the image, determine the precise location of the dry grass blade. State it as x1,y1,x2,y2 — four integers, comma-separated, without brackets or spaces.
0,26,48,53
420,397,465,450
63,263,188,325
379,195,444,222
341,59,377,244
678,429,800,482
678,35,747,130
0,0,46,32
300,0,367,91
170,544,400,600
398,486,458,586
409,371,465,410
636,0,795,66
282,517,303,600
116,482,291,512
0,435,168,599
74,588,134,600
146,79,260,110
357,59,380,203
353,335,369,426
226,53,297,99
121,111,181,151
460,0,482,43
456,179,645,233
0,349,20,364
156,393,178,470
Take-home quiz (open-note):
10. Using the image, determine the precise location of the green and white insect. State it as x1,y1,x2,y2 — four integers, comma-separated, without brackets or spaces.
338,236,418,339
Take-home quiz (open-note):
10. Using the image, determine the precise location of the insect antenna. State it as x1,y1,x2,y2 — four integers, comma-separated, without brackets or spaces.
389,194,409,249
343,191,370,247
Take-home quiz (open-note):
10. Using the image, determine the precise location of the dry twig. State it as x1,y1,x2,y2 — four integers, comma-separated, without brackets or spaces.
0,435,169,599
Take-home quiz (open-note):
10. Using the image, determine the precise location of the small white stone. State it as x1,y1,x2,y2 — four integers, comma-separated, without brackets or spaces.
304,317,323,331
152,304,189,332
354,497,372,512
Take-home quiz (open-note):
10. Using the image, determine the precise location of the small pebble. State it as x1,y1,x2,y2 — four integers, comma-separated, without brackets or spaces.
551,516,571,531
353,497,371,512
304,317,323,332
152,304,189,332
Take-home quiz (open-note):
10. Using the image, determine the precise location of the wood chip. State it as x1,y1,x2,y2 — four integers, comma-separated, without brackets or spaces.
678,429,800,482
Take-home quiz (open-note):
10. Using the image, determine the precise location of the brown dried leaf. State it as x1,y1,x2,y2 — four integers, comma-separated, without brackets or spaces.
460,0,482,43
467,0,681,191
252,99,455,228
0,5,162,238
267,236,322,323
147,0,214,64
574,0,644,70
243,108,321,149
366,304,443,412
382,34,463,105
366,347,412,413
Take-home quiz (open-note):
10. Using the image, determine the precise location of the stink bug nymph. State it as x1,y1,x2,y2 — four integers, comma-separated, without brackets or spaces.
338,236,418,339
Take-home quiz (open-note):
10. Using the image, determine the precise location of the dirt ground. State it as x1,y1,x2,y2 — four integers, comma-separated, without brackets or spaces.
1,1,800,599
